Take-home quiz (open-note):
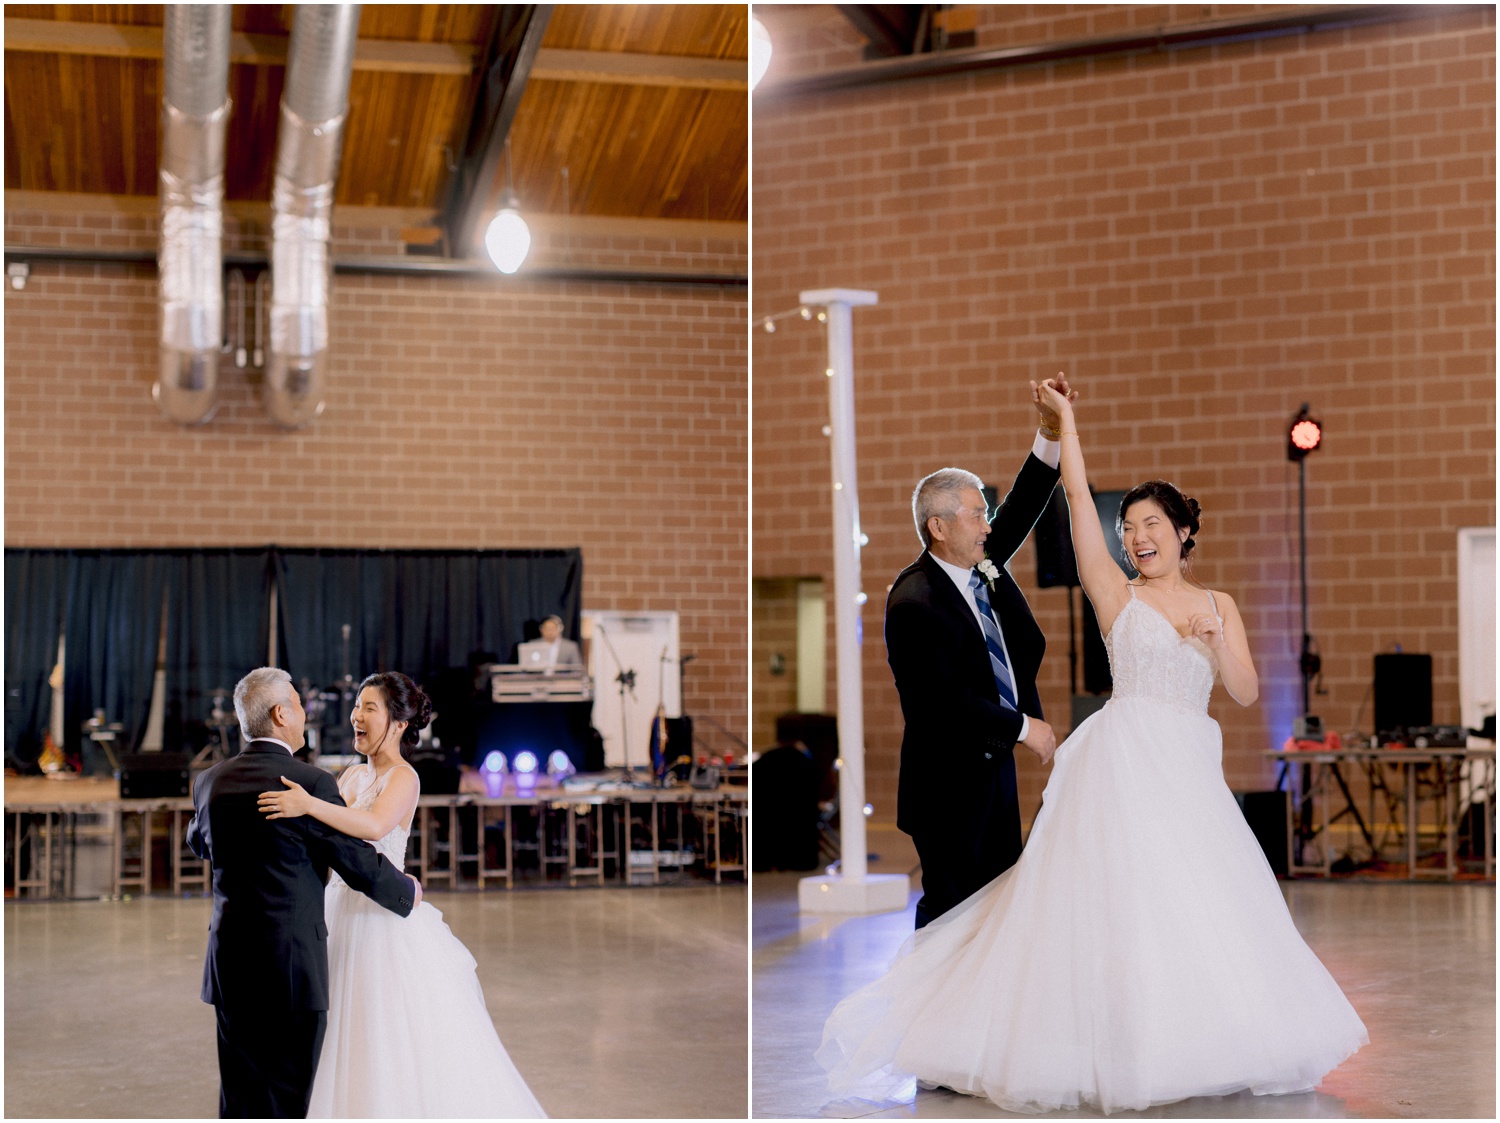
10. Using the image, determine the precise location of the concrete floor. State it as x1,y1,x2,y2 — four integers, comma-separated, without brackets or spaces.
6,884,748,1119
753,867,1495,1119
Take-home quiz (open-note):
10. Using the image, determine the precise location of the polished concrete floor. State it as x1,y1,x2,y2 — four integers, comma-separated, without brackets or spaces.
6,884,747,1119
753,855,1495,1119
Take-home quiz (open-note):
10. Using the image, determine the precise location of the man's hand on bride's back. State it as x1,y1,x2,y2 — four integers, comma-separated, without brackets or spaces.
409,875,423,909
1021,718,1057,764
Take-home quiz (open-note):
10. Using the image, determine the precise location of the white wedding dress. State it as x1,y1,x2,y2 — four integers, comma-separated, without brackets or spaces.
818,588,1368,1114
308,762,546,1118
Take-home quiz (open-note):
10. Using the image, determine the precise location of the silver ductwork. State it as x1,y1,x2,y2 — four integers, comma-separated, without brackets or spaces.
153,5,231,426
265,4,361,429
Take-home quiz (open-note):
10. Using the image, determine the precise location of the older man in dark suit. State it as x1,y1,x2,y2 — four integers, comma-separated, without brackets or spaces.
887,377,1076,928
188,667,420,1118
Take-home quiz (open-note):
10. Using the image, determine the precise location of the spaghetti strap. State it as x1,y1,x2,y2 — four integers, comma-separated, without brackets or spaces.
1205,589,1222,623
1127,583,1138,600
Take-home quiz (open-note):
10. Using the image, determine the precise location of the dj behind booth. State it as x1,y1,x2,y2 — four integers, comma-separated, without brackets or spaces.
464,616,602,779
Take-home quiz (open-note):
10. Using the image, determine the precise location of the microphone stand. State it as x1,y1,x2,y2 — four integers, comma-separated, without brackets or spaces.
592,624,638,781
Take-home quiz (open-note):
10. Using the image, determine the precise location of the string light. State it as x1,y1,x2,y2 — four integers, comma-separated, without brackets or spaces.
756,305,809,332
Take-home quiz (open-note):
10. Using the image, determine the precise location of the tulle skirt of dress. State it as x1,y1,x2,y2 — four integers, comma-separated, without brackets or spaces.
308,883,547,1119
817,697,1368,1115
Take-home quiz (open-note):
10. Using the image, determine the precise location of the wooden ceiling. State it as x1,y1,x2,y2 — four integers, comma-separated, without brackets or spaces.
4,4,748,246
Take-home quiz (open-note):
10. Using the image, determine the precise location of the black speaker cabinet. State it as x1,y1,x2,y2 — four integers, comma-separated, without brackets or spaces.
664,716,693,779
773,712,839,803
119,753,192,798
1032,484,1078,588
1374,653,1433,734
1234,789,1289,876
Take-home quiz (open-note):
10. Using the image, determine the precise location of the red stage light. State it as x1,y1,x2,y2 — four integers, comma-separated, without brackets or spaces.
1290,419,1322,452
1287,405,1323,462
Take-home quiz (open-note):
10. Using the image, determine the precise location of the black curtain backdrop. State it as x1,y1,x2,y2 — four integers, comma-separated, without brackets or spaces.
4,549,69,770
164,549,274,756
63,550,172,770
7,546,582,773
274,548,583,688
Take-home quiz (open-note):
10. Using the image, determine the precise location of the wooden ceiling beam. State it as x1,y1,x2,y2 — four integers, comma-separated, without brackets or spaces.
3,17,475,75
531,48,746,91
4,18,745,88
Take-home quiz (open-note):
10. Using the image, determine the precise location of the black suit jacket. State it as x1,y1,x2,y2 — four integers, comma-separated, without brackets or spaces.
887,450,1060,840
187,740,415,1012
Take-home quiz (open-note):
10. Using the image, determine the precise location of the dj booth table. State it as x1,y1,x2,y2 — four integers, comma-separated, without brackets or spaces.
4,775,746,898
1267,747,1496,880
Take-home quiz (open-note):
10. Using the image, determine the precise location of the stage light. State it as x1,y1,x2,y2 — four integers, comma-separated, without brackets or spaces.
546,749,575,786
750,16,772,90
481,750,507,797
1287,404,1323,461
513,749,540,793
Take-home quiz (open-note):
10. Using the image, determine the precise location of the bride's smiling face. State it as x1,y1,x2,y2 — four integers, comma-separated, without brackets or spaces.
1121,499,1189,577
351,686,407,758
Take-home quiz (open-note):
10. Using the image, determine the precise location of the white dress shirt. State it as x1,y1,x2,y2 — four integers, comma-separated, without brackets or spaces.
927,432,1058,743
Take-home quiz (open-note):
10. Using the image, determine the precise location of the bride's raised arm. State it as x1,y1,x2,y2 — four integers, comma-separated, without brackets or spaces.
1032,380,1132,636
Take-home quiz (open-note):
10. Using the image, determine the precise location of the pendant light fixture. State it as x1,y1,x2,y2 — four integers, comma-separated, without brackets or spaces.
485,139,531,274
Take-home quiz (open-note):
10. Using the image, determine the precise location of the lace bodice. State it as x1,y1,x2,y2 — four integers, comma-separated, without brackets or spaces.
1104,591,1220,715
335,762,417,870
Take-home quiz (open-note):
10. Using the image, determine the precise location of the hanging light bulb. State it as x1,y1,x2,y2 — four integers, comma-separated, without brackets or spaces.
485,139,531,274
486,193,531,274
750,15,772,90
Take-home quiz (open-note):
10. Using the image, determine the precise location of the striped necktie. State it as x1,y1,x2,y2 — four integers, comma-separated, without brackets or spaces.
970,570,1018,711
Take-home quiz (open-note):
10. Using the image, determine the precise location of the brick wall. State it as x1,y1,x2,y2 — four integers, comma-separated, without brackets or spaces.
4,198,748,742
752,5,1495,824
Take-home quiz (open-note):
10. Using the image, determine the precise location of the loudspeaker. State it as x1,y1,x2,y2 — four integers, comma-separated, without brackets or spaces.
751,745,820,872
1032,484,1078,588
1234,789,1289,876
1374,653,1432,734
1070,693,1108,733
1081,594,1111,694
665,716,694,780
774,712,839,802
119,753,192,798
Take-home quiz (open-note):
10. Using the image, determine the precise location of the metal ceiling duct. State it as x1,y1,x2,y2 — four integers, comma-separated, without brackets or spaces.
153,5,231,426
265,4,361,429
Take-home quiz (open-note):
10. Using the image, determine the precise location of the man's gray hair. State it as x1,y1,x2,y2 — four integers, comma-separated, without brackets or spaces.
234,667,294,742
912,467,986,549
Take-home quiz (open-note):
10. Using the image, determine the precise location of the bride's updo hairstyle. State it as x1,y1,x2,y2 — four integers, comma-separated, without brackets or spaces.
1117,480,1205,583
356,671,433,759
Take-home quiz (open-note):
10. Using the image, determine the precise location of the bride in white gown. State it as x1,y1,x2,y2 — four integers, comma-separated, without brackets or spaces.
260,671,546,1119
818,379,1367,1114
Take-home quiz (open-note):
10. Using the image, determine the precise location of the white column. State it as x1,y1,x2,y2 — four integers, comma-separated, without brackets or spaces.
796,288,910,915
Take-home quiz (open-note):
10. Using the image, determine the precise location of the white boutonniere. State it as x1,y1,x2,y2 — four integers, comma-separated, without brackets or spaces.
976,558,1000,590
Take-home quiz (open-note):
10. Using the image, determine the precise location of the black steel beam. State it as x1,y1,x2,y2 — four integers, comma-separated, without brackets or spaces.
759,5,1485,100
3,245,745,289
835,5,928,58
442,5,553,258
